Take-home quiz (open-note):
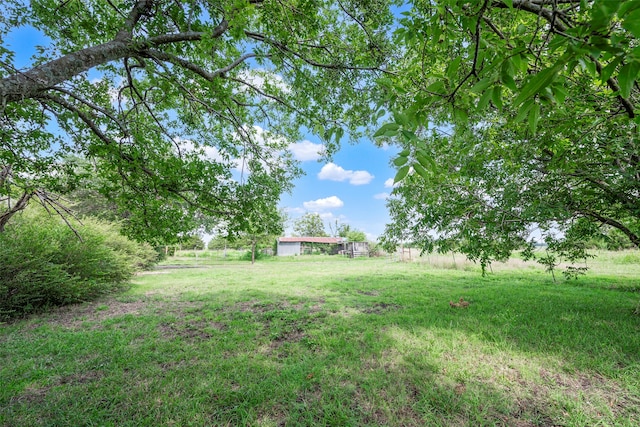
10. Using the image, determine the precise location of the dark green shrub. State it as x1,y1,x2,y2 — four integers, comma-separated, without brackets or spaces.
0,210,157,320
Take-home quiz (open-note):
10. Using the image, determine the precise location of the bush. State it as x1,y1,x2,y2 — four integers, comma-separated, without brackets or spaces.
0,210,157,320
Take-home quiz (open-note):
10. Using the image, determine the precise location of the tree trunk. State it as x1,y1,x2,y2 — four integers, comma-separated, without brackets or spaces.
251,240,256,264
0,40,132,104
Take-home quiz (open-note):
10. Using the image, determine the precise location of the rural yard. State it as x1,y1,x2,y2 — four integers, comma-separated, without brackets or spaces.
2,251,639,426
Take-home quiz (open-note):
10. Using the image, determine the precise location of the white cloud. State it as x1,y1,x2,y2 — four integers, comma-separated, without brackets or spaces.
284,206,306,214
236,69,290,93
318,163,374,185
290,140,324,161
174,137,224,162
318,212,337,220
374,192,389,200
303,196,344,211
384,178,397,188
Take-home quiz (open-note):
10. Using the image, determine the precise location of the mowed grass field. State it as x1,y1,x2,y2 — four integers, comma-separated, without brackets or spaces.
2,251,640,426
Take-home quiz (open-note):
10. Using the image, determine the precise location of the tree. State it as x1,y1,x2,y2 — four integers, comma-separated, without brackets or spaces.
234,204,285,264
0,0,394,243
292,213,327,237
379,0,640,273
179,234,205,250
337,223,366,242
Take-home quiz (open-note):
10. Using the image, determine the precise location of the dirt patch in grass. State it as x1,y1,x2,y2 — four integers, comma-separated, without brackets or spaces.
29,298,208,331
362,302,402,314
13,385,51,405
57,370,104,386
232,299,315,313
157,318,227,342
44,300,151,329
13,370,103,406
356,290,381,296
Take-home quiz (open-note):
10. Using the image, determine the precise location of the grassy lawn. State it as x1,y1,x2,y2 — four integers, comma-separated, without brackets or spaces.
2,252,640,426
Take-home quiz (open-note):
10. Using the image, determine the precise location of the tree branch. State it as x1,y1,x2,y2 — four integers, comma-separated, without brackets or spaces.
245,30,385,72
143,49,256,81
582,210,640,248
116,0,154,41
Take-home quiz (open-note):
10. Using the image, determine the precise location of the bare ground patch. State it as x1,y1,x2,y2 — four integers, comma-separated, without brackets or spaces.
157,318,227,342
44,300,151,329
12,370,104,406
362,302,402,314
28,298,205,331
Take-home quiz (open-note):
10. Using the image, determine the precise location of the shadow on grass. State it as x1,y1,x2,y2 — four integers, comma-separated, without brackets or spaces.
2,270,640,426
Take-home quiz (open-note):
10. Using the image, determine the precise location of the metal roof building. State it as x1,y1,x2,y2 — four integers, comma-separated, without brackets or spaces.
276,237,345,256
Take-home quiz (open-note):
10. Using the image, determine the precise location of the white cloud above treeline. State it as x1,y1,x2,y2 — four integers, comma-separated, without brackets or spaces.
303,196,344,211
318,162,374,185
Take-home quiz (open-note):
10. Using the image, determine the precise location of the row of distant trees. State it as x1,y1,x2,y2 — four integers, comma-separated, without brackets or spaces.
199,212,369,251
291,213,367,242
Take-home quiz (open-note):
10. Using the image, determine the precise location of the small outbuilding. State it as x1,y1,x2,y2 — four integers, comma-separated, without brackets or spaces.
344,241,370,258
276,237,345,256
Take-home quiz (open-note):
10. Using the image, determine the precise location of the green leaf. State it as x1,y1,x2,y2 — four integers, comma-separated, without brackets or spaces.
515,99,534,123
394,165,410,183
622,9,640,38
476,88,493,111
501,73,517,93
600,55,623,83
470,77,494,94
590,1,620,33
579,58,598,77
398,148,411,157
413,162,429,179
528,103,541,135
618,61,640,98
503,0,513,9
426,81,446,93
619,0,640,17
393,156,408,167
513,66,560,106
373,123,401,138
416,152,435,170
401,129,418,142
393,110,409,126
491,86,503,110
446,56,462,80
551,84,568,104
453,107,468,123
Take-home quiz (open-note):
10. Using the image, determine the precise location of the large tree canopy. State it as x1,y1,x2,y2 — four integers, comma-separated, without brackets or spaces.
380,0,640,272
0,0,393,243
292,212,327,237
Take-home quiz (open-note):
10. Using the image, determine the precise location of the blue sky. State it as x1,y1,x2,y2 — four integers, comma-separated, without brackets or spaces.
282,137,397,240
6,24,399,242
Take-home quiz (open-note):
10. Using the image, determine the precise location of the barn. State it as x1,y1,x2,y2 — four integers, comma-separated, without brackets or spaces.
276,237,345,256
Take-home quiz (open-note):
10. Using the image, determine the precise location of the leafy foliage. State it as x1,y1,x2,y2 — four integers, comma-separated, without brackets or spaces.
0,209,157,320
380,0,640,274
0,0,395,242
292,212,327,237
178,234,205,250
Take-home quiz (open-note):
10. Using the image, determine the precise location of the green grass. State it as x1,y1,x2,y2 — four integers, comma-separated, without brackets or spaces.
2,253,640,426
